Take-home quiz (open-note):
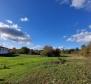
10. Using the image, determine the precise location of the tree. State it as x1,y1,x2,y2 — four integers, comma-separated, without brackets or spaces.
20,47,30,54
29,49,40,55
40,45,53,56
54,48,60,57
11,47,17,54
40,45,60,57
80,43,91,57
81,44,86,49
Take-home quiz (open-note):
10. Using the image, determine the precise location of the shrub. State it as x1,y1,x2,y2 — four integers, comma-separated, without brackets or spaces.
0,64,10,69
80,42,91,57
30,49,40,55
80,43,91,57
58,58,66,64
40,45,60,57
19,47,30,54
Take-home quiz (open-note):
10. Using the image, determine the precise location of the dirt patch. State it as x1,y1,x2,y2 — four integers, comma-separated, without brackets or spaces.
44,61,65,65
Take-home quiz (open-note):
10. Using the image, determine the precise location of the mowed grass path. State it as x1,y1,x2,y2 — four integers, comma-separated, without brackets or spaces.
0,54,90,84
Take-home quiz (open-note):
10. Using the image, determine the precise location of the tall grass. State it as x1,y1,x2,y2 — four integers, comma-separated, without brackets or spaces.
0,54,90,84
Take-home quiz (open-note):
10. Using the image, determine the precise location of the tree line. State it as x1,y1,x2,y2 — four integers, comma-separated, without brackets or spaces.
10,46,60,57
10,42,91,57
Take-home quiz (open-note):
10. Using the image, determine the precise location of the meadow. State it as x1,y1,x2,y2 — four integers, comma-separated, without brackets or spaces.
0,54,90,84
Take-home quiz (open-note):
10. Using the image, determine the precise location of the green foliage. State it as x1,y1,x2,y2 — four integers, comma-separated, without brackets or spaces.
19,56,89,84
30,49,40,55
62,48,80,54
0,55,90,84
40,45,60,57
19,47,30,54
10,48,17,54
58,57,66,64
0,64,10,69
80,43,91,57
54,48,61,56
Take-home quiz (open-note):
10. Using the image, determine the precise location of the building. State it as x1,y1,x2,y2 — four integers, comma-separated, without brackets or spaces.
0,46,10,55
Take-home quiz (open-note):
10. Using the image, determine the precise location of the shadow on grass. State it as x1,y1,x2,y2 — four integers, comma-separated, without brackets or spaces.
0,79,5,81
61,55,69,57
0,54,19,57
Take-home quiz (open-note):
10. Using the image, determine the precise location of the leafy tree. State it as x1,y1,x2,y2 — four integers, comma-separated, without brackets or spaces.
80,43,91,57
54,48,60,57
30,49,40,55
40,45,60,57
81,44,86,49
10,47,17,54
20,47,30,54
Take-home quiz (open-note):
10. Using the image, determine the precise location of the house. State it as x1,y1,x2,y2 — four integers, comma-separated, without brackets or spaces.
0,46,10,55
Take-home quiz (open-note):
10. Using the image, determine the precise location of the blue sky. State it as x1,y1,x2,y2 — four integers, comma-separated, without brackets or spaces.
0,0,91,49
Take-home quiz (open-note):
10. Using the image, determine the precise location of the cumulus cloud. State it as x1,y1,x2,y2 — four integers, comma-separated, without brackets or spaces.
6,20,13,24
71,0,86,9
67,31,91,43
0,22,9,28
88,24,91,29
57,0,91,11
20,17,29,22
66,24,91,44
58,46,64,49
31,45,43,50
59,0,70,5
0,21,31,44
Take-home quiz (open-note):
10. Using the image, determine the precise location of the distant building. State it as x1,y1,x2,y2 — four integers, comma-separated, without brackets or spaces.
0,46,10,55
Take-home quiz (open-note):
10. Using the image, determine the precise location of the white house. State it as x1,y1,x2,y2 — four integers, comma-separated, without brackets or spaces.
0,46,10,55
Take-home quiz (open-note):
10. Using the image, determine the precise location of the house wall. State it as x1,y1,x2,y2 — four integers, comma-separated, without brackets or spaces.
0,48,9,54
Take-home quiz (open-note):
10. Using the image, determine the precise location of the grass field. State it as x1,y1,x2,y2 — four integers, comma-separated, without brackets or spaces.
0,54,90,84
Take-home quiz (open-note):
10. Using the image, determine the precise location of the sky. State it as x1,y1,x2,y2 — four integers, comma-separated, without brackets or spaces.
0,0,91,49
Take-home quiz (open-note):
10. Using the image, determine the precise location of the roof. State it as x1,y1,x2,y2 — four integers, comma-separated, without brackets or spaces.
0,46,9,49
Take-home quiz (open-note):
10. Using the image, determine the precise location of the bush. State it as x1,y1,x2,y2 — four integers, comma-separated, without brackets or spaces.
30,49,40,55
58,58,66,64
19,47,30,54
80,43,91,57
0,64,10,69
40,46,60,57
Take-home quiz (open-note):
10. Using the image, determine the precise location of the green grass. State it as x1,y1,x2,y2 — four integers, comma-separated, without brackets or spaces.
0,54,90,84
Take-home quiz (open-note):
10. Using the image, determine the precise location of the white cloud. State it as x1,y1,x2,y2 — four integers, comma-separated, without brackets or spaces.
0,21,31,44
59,0,70,5
66,27,91,44
58,0,91,11
31,45,43,50
0,22,9,28
65,24,91,44
58,46,64,49
63,35,68,38
67,31,91,43
20,17,29,22
71,0,86,9
6,20,13,24
88,24,91,29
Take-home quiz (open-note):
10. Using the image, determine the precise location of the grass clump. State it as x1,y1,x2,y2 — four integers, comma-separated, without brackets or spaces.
58,57,66,64
0,64,10,69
